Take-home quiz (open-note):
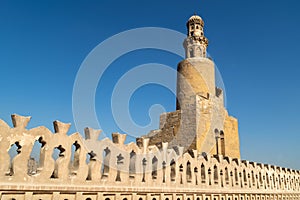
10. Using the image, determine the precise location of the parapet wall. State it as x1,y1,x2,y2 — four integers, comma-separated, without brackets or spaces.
0,114,299,200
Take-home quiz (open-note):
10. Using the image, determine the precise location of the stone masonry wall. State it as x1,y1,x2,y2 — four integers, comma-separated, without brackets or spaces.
147,110,181,148
0,114,299,200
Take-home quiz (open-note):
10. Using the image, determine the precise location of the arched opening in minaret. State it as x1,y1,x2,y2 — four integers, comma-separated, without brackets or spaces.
195,47,201,57
189,48,194,57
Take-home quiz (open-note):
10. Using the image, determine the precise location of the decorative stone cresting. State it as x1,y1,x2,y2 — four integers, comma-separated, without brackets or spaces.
0,114,299,200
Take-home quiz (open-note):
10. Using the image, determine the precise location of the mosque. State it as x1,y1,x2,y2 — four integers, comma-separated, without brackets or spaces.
0,14,299,200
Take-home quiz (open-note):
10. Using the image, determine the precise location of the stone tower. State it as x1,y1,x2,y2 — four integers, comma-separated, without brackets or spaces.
144,14,240,159
176,14,213,110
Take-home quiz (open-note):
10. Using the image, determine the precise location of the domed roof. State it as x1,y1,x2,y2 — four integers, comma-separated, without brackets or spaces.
188,14,203,22
187,14,204,27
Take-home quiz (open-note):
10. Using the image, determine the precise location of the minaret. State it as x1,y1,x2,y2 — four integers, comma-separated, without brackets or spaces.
145,14,240,159
176,14,215,110
175,14,240,157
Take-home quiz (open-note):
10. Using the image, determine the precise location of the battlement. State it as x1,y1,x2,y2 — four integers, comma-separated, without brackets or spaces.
0,114,299,200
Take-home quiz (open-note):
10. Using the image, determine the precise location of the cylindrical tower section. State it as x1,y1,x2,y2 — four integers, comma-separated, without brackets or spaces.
176,57,215,110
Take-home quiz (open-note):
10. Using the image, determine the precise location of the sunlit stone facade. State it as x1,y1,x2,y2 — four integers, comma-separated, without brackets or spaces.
145,15,240,158
0,15,299,200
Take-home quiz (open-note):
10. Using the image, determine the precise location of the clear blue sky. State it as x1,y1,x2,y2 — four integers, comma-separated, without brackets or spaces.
0,0,300,169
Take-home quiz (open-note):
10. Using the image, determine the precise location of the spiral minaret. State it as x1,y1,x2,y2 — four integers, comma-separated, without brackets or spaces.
145,14,240,159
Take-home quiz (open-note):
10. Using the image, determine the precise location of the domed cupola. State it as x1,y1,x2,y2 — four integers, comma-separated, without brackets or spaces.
187,14,204,37
184,14,208,58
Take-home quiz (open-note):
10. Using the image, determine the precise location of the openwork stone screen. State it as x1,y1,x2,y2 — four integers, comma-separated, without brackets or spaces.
0,114,299,200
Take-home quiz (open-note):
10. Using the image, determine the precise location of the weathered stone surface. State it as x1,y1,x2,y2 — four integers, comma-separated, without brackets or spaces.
0,114,299,195
0,14,298,199
144,17,240,159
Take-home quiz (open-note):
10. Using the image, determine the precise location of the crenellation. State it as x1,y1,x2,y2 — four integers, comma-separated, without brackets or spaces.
53,120,71,135
112,133,127,145
84,127,101,141
11,114,31,129
0,114,298,195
